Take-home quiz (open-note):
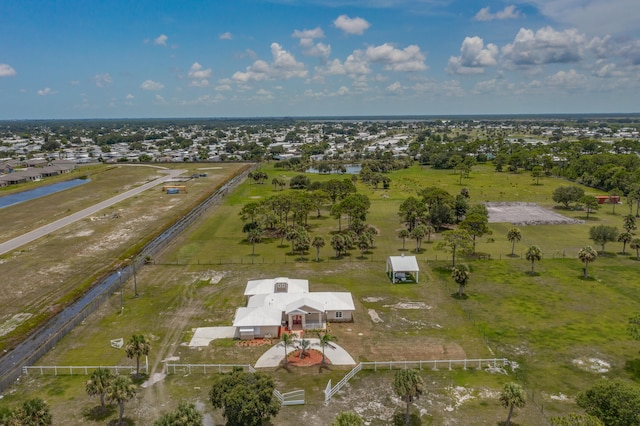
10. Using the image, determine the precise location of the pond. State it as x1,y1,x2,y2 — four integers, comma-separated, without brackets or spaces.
0,178,90,209
305,164,362,174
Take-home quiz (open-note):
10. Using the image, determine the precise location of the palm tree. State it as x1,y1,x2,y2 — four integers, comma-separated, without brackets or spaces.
317,330,337,365
298,338,311,359
499,382,525,426
125,334,151,376
357,234,370,258
507,228,522,256
451,264,470,298
311,235,325,262
425,225,435,243
624,214,637,233
398,229,410,251
281,333,293,365
631,238,640,260
618,231,632,254
247,227,262,255
106,375,137,425
393,369,424,426
86,367,114,409
525,245,542,275
578,246,598,278
410,225,426,253
14,398,52,425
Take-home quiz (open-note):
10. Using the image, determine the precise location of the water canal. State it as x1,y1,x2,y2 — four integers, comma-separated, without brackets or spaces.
0,178,90,209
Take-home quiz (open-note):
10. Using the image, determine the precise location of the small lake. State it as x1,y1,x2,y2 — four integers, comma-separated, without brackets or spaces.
0,178,90,209
305,164,362,174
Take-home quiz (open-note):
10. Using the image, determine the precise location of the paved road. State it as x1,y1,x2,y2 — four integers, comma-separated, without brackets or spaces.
0,169,185,256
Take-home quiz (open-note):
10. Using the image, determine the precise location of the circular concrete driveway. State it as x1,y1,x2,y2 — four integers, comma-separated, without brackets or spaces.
254,338,356,368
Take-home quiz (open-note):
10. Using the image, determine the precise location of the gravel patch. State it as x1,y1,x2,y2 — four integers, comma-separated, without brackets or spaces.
368,309,384,323
383,301,432,310
485,202,584,225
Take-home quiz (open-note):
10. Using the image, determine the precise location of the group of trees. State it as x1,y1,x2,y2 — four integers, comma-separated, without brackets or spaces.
240,177,377,260
83,335,150,424
587,215,638,257
397,186,481,255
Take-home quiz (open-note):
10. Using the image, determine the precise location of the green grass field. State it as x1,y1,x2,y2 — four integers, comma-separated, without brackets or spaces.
2,162,639,425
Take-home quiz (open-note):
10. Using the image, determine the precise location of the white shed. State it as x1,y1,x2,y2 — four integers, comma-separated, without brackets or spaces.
386,255,420,283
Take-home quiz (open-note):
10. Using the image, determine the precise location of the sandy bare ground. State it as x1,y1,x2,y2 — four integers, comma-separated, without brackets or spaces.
485,202,584,225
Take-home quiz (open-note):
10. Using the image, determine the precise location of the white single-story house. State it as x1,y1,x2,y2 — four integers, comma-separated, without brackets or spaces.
231,277,356,340
386,255,420,283
244,277,308,296
248,292,355,327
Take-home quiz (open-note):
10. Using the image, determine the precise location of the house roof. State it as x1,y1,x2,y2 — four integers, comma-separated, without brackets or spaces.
387,255,420,272
285,297,326,314
232,307,282,327
248,292,355,312
244,277,309,296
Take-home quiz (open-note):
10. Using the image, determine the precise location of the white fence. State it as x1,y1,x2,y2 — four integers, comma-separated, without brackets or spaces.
324,363,362,402
23,363,148,376
165,363,255,374
273,389,305,406
325,358,509,402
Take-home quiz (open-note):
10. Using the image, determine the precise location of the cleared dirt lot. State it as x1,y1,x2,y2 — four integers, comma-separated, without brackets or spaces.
486,202,584,225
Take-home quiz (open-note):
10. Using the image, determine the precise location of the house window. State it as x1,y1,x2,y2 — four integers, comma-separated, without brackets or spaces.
335,311,343,319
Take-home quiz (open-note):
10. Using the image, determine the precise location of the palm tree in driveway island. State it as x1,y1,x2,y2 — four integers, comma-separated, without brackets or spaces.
316,330,337,365
281,333,293,365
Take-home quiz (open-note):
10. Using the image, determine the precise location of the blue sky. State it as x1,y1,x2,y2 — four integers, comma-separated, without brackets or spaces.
1,0,639,119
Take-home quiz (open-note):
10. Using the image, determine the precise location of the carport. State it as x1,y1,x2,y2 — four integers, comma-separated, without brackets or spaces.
386,254,420,283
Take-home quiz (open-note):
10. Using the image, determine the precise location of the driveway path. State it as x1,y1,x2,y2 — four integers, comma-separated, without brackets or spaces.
255,338,356,368
0,168,185,256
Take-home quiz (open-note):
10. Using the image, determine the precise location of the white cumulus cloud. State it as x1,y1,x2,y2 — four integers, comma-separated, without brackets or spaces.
524,0,638,35
0,64,16,77
140,80,165,91
232,42,307,82
37,87,57,96
502,26,587,66
154,34,168,46
474,5,521,21
292,27,331,59
187,62,212,87
447,36,498,74
93,73,112,87
363,43,427,72
292,27,325,40
219,32,233,40
334,15,370,35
